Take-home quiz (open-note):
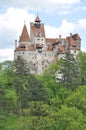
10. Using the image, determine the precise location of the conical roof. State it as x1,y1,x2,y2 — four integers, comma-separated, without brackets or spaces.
19,24,30,42
72,34,81,40
35,15,41,22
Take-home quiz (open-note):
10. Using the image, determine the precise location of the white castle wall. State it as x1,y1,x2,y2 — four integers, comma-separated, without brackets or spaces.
14,50,57,74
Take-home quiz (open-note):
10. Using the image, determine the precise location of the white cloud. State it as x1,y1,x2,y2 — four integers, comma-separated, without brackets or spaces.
0,48,14,62
57,10,70,15
45,25,58,38
48,0,80,4
0,0,80,6
0,8,35,62
0,8,35,31
45,20,75,38
0,0,80,12
81,48,86,52
58,20,75,36
0,8,35,49
77,19,86,29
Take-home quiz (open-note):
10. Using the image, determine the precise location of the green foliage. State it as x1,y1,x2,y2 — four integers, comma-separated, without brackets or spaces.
13,56,30,115
58,50,81,90
57,105,85,130
28,75,48,102
77,51,86,85
14,56,29,76
65,85,86,115
39,71,60,99
0,61,14,88
0,58,86,130
5,89,17,111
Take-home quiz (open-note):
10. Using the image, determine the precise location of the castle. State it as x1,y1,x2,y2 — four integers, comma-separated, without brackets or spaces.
14,15,81,75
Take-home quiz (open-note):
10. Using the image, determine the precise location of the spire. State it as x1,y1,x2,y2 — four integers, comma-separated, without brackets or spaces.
19,24,30,42
35,15,41,23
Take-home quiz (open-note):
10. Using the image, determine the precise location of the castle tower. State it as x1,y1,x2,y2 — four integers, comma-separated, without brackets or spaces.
30,15,46,47
19,23,30,44
14,23,34,61
35,15,41,23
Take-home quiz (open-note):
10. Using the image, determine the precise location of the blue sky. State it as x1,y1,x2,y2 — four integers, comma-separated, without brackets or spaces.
0,0,86,62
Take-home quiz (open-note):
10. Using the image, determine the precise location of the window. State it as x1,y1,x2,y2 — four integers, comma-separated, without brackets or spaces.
33,63,35,66
20,46,26,48
42,61,44,65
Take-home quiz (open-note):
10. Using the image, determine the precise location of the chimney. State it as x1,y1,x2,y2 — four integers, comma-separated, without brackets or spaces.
15,40,17,49
59,35,61,40
70,33,72,37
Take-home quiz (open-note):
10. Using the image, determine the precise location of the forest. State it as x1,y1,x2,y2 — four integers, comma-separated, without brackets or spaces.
0,51,86,130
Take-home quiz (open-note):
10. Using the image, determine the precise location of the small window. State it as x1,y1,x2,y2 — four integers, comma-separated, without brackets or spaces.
42,61,44,65
20,46,26,48
33,63,35,66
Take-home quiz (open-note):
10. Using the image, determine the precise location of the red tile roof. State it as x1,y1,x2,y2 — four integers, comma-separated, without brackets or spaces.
15,43,35,51
58,45,66,54
67,37,76,47
46,38,57,45
36,44,43,48
35,15,41,22
31,24,45,37
19,24,30,42
72,34,81,40
47,45,53,51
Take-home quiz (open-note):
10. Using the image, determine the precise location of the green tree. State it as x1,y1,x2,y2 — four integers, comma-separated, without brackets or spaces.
0,61,14,88
14,56,30,115
58,50,81,90
39,64,60,99
14,56,29,76
0,82,20,130
57,105,85,130
28,74,48,105
28,75,50,130
65,85,86,115
77,52,86,85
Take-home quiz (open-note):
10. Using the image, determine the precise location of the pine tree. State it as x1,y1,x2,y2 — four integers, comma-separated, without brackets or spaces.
28,75,48,102
58,50,81,90
0,83,7,129
14,56,30,115
14,56,29,76
28,75,49,129
77,52,86,85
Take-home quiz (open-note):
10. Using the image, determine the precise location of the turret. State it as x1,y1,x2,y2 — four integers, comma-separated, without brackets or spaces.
30,15,46,45
35,15,41,23
19,24,30,44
